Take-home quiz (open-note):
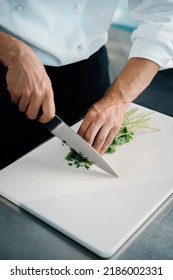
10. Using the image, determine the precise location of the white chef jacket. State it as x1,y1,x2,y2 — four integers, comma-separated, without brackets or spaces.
0,0,173,69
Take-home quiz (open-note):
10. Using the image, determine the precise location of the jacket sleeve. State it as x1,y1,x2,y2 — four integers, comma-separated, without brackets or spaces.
128,0,173,69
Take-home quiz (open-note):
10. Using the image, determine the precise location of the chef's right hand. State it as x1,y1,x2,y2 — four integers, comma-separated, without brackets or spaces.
0,32,55,123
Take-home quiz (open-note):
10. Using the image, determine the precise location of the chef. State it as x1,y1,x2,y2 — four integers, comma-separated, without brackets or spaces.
0,0,173,169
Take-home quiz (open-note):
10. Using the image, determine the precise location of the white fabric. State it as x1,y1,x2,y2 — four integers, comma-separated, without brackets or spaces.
0,0,173,69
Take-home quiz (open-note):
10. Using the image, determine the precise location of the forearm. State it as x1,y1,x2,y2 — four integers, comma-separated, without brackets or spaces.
107,57,160,108
0,31,27,66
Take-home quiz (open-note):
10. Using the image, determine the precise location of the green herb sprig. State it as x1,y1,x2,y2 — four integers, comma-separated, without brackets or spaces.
106,108,159,154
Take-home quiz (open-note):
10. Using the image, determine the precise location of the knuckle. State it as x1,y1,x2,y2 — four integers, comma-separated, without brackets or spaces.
7,84,12,93
91,107,102,119
32,90,40,100
97,135,105,144
94,133,105,146
110,127,117,137
7,85,17,97
84,132,91,142
97,111,104,119
87,107,97,118
22,90,31,100
47,111,55,121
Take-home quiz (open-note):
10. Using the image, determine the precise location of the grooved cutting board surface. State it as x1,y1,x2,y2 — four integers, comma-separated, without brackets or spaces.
0,104,173,258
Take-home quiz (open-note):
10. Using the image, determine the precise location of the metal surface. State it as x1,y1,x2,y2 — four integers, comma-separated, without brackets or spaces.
43,115,118,177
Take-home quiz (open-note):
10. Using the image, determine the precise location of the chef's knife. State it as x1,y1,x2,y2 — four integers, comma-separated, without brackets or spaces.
42,115,118,177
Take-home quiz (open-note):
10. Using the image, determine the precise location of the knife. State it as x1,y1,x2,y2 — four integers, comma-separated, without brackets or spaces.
42,115,118,177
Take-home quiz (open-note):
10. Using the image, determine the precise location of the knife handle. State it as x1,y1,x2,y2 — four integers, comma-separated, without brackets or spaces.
42,116,62,132
37,108,61,133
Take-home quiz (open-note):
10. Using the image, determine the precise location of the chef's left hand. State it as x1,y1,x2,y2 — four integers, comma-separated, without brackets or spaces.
77,88,127,155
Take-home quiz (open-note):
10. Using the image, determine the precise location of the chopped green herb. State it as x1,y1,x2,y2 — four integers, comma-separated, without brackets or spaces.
65,148,93,169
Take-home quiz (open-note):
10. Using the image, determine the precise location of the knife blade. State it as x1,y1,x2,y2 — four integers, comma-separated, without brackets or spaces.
42,115,118,177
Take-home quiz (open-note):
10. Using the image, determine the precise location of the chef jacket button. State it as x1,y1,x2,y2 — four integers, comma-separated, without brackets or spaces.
77,44,83,50
73,4,80,10
16,4,23,11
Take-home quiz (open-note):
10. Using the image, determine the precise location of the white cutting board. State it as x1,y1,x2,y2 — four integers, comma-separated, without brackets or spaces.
0,103,173,258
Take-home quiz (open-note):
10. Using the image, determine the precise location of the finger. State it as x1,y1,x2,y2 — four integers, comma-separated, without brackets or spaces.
99,127,118,155
37,96,55,123
11,95,21,104
9,89,21,104
83,122,101,146
91,124,111,153
26,93,42,120
18,92,31,113
78,117,92,138
78,110,104,144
